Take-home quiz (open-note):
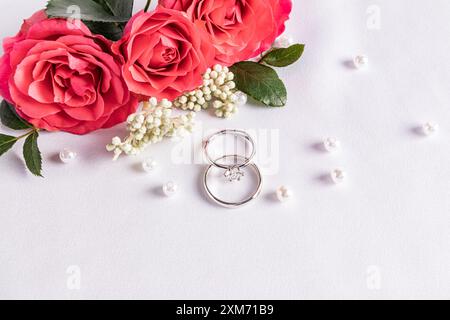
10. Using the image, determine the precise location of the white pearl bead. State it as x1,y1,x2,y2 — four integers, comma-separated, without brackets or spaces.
353,55,369,69
274,35,294,48
142,158,157,172
421,122,439,136
330,169,346,184
59,148,77,163
233,91,248,106
276,186,293,202
323,137,341,152
162,181,178,197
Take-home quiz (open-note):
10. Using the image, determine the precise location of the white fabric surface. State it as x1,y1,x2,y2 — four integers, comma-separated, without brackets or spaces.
0,0,449,299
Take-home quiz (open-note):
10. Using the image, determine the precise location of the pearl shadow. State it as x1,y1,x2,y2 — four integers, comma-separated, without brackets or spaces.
310,142,327,153
131,162,146,174
315,173,335,186
409,125,427,137
342,59,357,70
264,191,280,203
48,152,64,164
151,185,166,197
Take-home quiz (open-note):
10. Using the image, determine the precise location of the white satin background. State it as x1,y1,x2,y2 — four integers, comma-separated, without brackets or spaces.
0,0,449,299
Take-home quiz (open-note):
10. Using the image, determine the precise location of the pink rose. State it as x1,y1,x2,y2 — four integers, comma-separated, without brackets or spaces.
159,0,293,66
0,10,138,135
112,7,215,101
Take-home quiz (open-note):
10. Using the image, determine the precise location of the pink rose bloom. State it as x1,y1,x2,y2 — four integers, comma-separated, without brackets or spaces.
159,0,293,66
112,7,215,101
0,10,138,135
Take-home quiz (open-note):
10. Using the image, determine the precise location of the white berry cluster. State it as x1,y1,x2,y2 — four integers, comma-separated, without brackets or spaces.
173,64,240,118
107,98,195,160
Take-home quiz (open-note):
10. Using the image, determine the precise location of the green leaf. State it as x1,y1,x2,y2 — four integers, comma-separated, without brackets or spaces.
46,0,131,23
46,0,134,40
83,21,124,41
98,0,134,18
261,44,305,67
230,62,287,107
0,133,17,157
0,100,32,130
23,131,43,177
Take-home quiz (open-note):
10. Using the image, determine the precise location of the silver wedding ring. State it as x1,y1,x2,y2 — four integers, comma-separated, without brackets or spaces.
203,129,256,170
202,130,263,208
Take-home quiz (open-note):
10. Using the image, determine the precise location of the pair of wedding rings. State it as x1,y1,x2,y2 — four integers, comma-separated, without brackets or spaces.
202,129,263,208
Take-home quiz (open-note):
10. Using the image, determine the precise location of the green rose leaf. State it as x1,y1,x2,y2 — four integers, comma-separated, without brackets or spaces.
46,0,134,40
46,0,132,23
230,61,287,107
0,100,32,130
83,21,124,41
23,131,43,177
98,0,134,18
0,134,17,157
261,44,305,67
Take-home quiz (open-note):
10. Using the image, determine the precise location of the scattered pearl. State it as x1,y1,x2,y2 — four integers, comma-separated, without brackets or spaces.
274,35,294,48
323,137,341,152
276,186,293,202
59,148,77,164
421,122,439,136
142,157,157,172
162,181,178,197
353,55,369,69
330,169,346,184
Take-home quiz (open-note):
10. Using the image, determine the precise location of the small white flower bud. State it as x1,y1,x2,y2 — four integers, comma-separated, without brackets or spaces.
149,97,158,107
161,99,171,108
112,136,121,145
180,95,188,104
216,77,225,86
127,114,135,123
210,71,218,79
153,118,162,127
154,109,163,118
213,100,223,109
106,144,116,152
163,109,172,117
122,144,132,153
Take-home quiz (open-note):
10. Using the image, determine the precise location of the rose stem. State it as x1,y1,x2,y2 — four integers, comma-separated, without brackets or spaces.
144,0,152,12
